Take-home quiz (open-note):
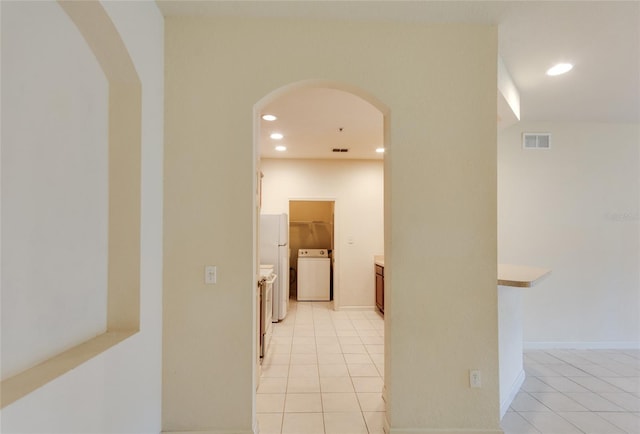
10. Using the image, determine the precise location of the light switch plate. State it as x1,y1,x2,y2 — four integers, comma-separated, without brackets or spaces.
470,370,482,388
205,265,217,284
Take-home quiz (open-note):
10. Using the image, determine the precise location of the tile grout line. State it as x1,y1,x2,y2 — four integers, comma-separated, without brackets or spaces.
515,348,640,434
265,301,387,434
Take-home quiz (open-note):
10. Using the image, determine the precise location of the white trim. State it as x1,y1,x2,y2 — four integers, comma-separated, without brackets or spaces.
164,431,255,434
524,341,640,350
288,196,338,309
388,429,504,434
500,369,525,419
336,305,377,312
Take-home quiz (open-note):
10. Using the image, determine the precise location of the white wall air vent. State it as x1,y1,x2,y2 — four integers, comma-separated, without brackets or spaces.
523,133,551,149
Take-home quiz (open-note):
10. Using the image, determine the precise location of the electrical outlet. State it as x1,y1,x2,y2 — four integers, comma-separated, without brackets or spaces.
470,370,482,388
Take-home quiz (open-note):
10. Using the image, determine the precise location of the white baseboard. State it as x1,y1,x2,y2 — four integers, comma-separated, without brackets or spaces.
336,305,377,311
388,429,503,434
500,369,525,419
524,341,640,350
164,430,254,434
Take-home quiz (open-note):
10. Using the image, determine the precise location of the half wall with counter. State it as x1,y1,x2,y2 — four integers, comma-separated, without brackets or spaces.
498,264,551,417
373,257,551,418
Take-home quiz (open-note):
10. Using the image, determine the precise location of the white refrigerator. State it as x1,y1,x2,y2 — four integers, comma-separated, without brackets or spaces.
260,213,289,321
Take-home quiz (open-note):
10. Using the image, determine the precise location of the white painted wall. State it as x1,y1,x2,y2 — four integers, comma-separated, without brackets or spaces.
498,122,640,348
0,1,164,432
260,158,384,309
1,0,109,379
498,286,525,417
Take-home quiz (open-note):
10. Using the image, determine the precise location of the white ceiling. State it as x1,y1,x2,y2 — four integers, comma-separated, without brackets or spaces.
260,87,384,160
158,0,640,160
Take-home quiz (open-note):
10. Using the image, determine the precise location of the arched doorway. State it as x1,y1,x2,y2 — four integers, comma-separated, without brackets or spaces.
253,80,391,433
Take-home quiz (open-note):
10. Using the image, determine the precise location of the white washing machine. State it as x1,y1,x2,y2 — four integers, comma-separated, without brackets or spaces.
297,249,330,301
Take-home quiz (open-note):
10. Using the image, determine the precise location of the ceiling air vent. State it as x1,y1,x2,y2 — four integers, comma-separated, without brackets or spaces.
332,148,349,153
522,133,551,149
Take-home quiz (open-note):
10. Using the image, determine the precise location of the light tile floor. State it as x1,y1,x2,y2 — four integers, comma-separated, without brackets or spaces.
258,300,385,434
258,300,640,434
502,349,640,434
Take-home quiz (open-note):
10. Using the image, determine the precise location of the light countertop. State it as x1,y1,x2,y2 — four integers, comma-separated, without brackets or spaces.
498,264,551,287
373,257,550,287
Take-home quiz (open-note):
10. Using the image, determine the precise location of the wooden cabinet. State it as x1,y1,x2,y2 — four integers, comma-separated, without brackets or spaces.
375,264,384,314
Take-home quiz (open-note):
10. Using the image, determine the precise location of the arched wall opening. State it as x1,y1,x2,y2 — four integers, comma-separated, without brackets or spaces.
252,78,392,427
1,0,141,409
254,80,390,297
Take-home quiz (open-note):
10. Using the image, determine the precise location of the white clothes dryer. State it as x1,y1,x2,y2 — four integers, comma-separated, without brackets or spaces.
297,249,330,301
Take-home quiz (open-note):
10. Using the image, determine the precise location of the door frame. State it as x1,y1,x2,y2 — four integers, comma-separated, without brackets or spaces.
253,79,390,432
288,198,338,308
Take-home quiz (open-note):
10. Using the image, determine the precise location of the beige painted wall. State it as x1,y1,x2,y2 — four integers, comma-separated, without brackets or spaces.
164,17,499,433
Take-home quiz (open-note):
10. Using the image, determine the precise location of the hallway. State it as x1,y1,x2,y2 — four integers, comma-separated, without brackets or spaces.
258,301,385,434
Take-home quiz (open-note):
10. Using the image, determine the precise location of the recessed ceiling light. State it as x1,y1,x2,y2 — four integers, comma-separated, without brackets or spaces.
270,133,283,140
376,148,385,153
262,114,277,121
546,63,573,76
275,145,287,152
